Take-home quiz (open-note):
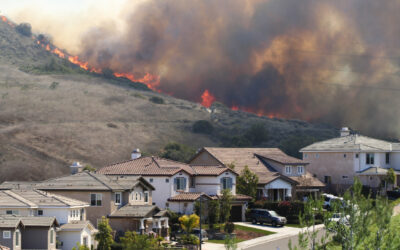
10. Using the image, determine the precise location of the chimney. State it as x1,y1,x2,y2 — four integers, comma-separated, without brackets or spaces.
340,127,350,137
131,148,141,160
70,162,83,175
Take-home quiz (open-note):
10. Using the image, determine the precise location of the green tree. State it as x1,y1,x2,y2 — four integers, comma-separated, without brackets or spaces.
95,217,114,250
207,199,220,230
120,231,161,250
71,243,90,250
236,165,258,200
160,142,195,163
384,168,396,191
245,123,268,145
83,165,96,172
220,189,233,223
224,235,238,250
179,214,199,235
192,120,214,134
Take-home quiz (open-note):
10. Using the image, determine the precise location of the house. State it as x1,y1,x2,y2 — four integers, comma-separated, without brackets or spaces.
97,154,251,221
190,147,324,201
0,189,96,250
34,171,169,238
0,215,59,250
300,127,400,193
0,216,22,250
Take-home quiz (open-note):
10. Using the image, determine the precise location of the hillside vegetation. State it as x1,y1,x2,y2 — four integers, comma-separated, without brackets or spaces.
0,20,337,181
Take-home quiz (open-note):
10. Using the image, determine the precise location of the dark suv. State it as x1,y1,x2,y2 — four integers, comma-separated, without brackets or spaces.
249,209,287,227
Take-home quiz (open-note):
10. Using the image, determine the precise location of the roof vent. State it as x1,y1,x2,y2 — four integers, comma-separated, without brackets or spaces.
131,148,142,160
70,162,83,175
340,127,350,137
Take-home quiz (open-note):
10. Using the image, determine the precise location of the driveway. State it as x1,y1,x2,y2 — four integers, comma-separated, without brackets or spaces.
202,222,324,250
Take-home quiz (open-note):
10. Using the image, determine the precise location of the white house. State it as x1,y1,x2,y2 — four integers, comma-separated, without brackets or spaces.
0,189,97,250
97,154,251,221
300,127,400,193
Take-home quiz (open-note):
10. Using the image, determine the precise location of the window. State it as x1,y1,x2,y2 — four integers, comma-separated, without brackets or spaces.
315,153,319,159
115,192,121,205
324,176,331,184
38,210,43,216
304,153,308,159
165,202,169,207
297,166,304,175
165,178,169,183
15,231,20,246
342,176,349,179
72,210,76,217
366,153,375,165
343,154,347,158
6,210,19,215
174,177,186,191
285,166,292,174
135,192,139,200
83,237,88,246
386,153,390,164
356,154,359,158
144,191,149,203
90,194,102,206
149,178,153,183
139,192,142,200
221,177,233,190
50,229,54,244
190,177,195,188
3,231,11,239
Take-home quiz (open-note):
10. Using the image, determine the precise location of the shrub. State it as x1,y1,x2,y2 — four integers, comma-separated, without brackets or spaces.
192,120,214,134
224,222,235,234
15,23,32,37
49,82,59,90
179,234,199,245
149,96,165,104
159,142,195,163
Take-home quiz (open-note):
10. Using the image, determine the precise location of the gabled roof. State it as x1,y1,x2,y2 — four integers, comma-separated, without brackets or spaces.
97,156,195,176
256,153,307,165
190,165,238,176
0,216,22,228
35,171,153,191
0,181,38,190
0,189,89,208
300,134,395,152
289,173,325,187
59,220,97,232
108,205,159,218
168,192,213,202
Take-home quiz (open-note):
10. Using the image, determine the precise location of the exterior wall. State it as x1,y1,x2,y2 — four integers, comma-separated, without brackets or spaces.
356,152,388,172
45,191,112,227
358,175,382,188
303,152,355,186
37,208,70,224
170,172,191,197
390,152,400,170
108,218,140,233
142,177,172,208
0,228,18,250
59,227,94,250
168,201,194,214
263,159,306,177
190,151,221,165
195,172,237,195
21,226,55,250
129,185,150,205
0,208,30,216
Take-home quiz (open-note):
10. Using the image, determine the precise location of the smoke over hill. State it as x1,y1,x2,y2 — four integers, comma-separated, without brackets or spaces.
6,0,400,137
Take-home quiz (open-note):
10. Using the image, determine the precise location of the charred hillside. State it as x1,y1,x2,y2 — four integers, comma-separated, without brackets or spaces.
0,18,336,182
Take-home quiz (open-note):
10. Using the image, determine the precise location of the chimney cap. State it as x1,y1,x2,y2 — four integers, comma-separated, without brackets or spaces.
132,148,141,153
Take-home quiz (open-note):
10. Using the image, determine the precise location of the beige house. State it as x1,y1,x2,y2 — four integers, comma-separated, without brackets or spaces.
300,127,400,194
0,217,22,250
190,147,324,201
34,171,169,238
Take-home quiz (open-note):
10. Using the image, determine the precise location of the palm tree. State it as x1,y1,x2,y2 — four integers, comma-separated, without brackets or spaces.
179,214,199,235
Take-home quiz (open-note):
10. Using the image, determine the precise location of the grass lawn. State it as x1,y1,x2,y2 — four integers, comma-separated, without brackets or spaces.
205,224,275,244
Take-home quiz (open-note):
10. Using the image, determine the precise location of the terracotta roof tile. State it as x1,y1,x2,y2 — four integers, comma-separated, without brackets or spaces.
168,192,212,202
191,165,237,176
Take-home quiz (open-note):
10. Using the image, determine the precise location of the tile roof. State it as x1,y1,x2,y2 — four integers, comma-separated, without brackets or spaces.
108,205,159,218
59,220,97,232
35,172,152,191
356,167,400,176
0,216,21,228
210,194,253,201
300,134,396,152
0,189,89,208
191,165,237,176
0,245,10,250
256,153,306,165
289,173,325,187
0,181,38,190
98,156,195,176
168,192,212,202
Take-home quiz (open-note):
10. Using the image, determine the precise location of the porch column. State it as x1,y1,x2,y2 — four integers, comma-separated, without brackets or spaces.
157,219,162,235
139,219,145,235
164,218,170,241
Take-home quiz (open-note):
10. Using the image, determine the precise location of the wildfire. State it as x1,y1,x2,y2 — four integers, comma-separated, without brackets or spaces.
201,89,216,108
113,72,160,91
0,16,14,27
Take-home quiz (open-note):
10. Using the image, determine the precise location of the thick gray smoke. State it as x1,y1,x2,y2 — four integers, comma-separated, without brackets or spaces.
78,0,400,138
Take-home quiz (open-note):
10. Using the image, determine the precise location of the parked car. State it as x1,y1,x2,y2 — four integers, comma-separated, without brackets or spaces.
170,228,208,241
323,193,344,210
193,228,208,241
387,189,400,200
249,209,287,227
328,213,350,226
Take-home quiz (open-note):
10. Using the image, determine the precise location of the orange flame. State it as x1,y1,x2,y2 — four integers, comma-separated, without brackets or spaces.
52,48,65,58
1,16,14,27
231,106,239,111
113,72,160,91
201,89,215,108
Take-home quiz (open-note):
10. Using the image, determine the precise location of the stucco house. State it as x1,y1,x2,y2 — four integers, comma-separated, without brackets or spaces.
34,171,169,239
97,154,251,221
190,147,324,201
0,189,96,250
300,127,400,193
0,217,22,250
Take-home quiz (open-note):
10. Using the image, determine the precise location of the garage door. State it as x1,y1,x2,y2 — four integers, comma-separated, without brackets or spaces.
230,205,242,222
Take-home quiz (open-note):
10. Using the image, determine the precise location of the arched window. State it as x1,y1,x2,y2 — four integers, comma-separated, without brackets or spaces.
135,192,139,200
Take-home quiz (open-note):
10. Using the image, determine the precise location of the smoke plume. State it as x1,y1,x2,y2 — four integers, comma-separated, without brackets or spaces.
12,0,400,137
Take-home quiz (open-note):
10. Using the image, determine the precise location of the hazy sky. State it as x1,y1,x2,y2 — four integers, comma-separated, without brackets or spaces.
0,0,142,53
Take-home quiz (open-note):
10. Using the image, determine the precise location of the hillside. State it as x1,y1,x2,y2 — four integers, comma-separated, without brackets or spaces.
0,19,337,182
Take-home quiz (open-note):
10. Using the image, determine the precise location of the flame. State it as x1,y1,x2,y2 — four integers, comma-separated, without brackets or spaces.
52,48,65,58
231,106,239,111
0,16,14,27
201,89,215,108
113,72,160,91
